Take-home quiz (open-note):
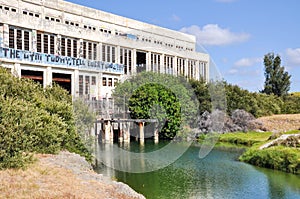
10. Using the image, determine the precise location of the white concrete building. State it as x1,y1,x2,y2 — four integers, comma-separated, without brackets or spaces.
0,0,209,100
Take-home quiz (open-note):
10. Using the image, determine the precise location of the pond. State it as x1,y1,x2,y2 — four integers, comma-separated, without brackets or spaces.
94,140,300,199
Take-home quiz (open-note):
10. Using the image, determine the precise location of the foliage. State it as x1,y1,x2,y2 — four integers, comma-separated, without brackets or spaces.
73,98,96,153
213,130,300,174
0,68,91,169
189,79,286,118
189,78,211,114
113,72,198,139
129,83,181,139
262,53,291,97
281,94,300,114
239,147,300,174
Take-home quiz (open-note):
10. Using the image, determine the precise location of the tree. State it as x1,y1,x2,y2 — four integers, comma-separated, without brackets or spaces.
129,83,181,138
113,72,198,139
262,53,291,96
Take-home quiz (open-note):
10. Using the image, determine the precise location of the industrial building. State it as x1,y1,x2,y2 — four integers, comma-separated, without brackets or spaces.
0,0,209,100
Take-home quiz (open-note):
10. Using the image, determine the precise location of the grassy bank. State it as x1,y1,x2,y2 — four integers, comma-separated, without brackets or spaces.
198,130,300,174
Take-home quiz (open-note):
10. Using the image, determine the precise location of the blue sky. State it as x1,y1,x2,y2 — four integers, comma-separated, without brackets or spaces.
68,0,300,92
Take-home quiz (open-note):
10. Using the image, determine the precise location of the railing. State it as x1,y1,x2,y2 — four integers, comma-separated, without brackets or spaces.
85,99,130,119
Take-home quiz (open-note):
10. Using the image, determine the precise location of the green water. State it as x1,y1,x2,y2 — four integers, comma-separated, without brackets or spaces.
94,141,300,199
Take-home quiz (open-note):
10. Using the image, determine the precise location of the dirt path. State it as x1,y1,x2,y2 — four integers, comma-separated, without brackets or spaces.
0,151,145,199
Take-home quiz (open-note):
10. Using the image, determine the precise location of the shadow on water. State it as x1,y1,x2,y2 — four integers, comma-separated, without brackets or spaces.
94,141,300,199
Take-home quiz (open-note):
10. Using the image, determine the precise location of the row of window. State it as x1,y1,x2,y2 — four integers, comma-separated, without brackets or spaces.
78,75,96,96
1,4,194,52
7,27,204,77
0,5,17,13
102,77,118,87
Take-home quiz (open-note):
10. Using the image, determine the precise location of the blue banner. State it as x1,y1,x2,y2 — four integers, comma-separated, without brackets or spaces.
0,47,124,74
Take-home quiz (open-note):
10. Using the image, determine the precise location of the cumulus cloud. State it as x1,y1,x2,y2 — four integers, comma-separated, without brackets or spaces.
180,24,250,46
234,57,261,67
285,48,300,66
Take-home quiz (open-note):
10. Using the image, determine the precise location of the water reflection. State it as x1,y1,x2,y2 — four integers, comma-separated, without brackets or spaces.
94,141,300,199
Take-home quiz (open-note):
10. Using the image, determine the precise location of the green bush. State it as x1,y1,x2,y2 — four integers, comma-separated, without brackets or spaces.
239,146,300,174
0,68,91,169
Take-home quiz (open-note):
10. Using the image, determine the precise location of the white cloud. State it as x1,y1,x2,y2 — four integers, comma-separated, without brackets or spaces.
234,57,261,67
180,24,250,46
285,48,300,66
228,69,238,74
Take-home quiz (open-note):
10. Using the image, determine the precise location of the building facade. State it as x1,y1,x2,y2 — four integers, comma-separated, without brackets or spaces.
0,0,209,100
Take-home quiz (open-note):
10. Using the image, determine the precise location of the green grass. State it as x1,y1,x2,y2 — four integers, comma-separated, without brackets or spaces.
218,131,273,147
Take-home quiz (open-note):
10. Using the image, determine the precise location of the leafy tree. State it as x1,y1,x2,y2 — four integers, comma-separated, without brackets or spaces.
189,78,211,114
129,83,181,139
262,53,291,96
113,72,198,139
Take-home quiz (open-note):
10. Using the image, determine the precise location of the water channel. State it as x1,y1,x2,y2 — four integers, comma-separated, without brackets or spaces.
94,140,300,199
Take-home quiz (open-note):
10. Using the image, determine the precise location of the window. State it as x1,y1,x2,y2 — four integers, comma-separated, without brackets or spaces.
43,34,49,53
93,43,97,60
61,37,65,56
67,38,71,57
85,76,90,95
102,44,116,63
112,46,115,63
88,43,92,60
60,36,78,57
102,77,107,86
151,53,161,72
73,40,77,58
16,29,22,50
24,31,29,51
50,35,55,54
177,58,185,75
9,28,15,48
106,46,111,62
120,47,132,75
165,55,173,74
79,75,83,96
37,33,42,52
37,32,55,54
92,76,96,85
83,41,97,60
108,78,112,87
9,27,30,51
83,42,87,59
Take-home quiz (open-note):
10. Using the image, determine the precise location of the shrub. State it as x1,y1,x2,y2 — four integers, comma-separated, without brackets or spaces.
239,146,300,174
0,68,91,169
